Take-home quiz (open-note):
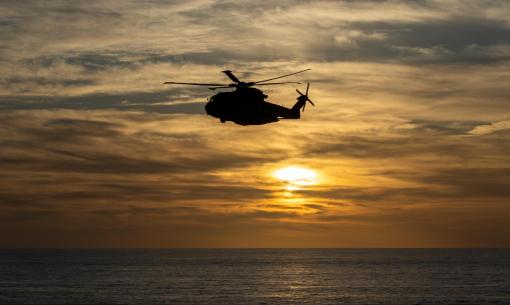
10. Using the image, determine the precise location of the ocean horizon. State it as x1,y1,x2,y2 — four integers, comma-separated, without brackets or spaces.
1,248,509,304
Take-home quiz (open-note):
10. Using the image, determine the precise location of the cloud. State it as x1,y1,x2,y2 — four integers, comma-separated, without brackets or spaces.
469,119,510,135
308,18,510,64
0,88,208,114
2,0,510,247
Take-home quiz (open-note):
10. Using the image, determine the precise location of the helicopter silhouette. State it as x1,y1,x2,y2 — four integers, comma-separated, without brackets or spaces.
163,69,314,125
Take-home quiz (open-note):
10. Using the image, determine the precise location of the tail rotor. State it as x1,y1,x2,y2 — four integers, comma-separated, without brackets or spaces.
296,83,315,112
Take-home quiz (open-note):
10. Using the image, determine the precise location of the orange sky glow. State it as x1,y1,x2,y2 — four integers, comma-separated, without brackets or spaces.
1,0,510,248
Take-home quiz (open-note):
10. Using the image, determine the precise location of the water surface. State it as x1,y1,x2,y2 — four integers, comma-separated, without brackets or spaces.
1,249,509,304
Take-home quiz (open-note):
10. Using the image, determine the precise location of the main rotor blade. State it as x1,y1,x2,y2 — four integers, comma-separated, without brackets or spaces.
164,81,227,86
209,86,233,90
254,68,311,84
222,70,241,83
254,81,301,86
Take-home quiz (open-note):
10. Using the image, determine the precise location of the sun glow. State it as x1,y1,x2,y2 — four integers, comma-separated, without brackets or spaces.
273,166,318,190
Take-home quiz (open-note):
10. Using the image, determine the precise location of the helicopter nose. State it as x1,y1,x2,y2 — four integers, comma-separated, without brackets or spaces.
205,101,214,116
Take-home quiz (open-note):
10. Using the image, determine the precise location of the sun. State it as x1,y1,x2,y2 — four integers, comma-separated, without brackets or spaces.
273,166,318,190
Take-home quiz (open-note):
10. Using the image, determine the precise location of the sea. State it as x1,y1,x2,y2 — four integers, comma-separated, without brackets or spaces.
1,249,509,305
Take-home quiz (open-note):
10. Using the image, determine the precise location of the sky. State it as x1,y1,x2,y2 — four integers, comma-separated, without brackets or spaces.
1,0,510,248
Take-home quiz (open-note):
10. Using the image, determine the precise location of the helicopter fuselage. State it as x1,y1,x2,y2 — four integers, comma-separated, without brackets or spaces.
204,88,300,125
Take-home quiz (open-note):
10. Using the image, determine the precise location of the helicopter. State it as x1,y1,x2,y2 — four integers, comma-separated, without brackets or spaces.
163,69,314,125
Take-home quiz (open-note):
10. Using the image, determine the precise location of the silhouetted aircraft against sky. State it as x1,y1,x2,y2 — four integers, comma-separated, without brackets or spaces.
163,69,314,125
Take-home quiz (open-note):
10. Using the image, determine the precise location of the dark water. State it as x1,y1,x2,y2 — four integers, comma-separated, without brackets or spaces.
1,249,509,305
